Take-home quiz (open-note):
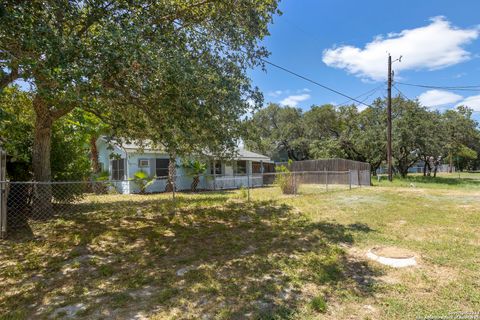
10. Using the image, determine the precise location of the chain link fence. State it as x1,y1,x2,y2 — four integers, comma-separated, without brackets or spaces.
0,170,368,237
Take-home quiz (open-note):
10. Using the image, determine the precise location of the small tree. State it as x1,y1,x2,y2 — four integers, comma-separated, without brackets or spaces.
131,170,155,194
182,160,207,192
274,161,297,194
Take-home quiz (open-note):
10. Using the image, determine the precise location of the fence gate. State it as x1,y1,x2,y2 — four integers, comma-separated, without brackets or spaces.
0,146,6,238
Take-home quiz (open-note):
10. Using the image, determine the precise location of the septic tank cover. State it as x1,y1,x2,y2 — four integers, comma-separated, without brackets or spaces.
366,246,417,268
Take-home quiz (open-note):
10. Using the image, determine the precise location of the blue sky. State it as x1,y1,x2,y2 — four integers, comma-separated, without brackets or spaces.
250,0,480,120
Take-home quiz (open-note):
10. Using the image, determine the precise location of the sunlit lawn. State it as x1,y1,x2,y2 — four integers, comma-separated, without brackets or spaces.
0,173,479,319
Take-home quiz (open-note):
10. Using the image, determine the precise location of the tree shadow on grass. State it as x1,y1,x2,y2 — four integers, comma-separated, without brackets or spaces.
0,195,380,319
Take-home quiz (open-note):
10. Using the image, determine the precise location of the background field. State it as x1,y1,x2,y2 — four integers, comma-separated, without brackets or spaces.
1,173,479,319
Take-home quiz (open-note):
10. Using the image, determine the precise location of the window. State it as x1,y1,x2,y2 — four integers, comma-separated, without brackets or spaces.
234,160,247,175
210,161,222,175
155,158,169,178
252,162,262,174
111,159,125,180
138,159,150,168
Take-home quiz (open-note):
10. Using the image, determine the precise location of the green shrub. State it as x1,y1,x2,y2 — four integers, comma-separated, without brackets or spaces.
274,161,297,194
239,185,248,199
182,159,207,192
310,295,327,313
130,170,155,194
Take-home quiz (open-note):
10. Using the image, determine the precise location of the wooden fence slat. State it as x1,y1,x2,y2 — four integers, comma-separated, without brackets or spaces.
276,158,371,186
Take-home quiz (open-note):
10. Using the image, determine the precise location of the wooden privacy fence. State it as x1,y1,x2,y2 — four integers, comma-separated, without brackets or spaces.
277,158,371,186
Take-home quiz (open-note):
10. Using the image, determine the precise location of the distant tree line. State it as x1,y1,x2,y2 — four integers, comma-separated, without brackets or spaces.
244,96,480,177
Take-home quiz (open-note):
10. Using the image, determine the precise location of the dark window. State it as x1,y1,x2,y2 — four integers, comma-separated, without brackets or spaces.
252,162,262,174
210,161,222,175
234,160,247,175
111,159,125,180
264,163,275,173
156,159,169,178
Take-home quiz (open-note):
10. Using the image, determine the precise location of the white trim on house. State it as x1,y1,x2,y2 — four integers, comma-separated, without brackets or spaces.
96,137,274,194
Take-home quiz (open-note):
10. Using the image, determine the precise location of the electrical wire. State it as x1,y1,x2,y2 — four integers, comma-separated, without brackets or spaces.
396,81,480,92
174,21,375,108
392,85,410,101
259,59,374,108
336,84,385,107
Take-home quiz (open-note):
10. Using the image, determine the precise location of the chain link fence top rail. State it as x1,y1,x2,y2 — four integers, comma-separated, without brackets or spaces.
0,170,368,236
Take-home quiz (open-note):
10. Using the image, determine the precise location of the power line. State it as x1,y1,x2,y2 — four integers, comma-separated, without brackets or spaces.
336,84,385,107
392,85,409,101
260,60,373,108
396,81,480,92
174,21,374,108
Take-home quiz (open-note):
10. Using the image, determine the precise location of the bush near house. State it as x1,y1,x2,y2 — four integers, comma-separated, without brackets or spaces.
274,161,297,194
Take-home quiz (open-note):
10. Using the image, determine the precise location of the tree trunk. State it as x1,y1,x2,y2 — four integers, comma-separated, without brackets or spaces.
32,97,54,218
165,152,176,195
398,161,408,178
191,176,200,192
90,135,100,174
33,113,53,182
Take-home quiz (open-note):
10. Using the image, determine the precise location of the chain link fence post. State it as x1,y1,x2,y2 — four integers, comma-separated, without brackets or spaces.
247,173,250,202
293,171,297,195
325,169,328,192
349,170,352,190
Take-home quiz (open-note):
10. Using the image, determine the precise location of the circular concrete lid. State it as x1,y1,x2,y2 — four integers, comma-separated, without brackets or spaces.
367,246,417,268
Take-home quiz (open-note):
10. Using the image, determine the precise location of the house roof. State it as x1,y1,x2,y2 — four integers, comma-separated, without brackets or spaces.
236,149,272,162
100,137,272,162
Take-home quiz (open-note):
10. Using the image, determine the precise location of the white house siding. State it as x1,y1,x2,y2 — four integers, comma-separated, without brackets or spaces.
97,139,270,194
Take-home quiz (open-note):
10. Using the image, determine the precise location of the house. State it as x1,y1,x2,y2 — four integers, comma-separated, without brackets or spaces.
96,138,275,194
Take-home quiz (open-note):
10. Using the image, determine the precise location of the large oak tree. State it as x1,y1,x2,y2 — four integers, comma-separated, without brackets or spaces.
0,0,279,182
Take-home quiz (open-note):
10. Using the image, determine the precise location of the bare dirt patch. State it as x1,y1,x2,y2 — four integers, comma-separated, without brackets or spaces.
370,246,415,259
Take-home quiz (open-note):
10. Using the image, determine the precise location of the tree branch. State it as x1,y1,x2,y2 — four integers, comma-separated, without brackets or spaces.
0,66,19,90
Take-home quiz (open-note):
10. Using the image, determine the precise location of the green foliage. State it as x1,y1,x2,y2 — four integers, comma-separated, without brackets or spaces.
130,170,155,194
0,87,92,181
182,160,207,177
95,171,110,182
245,104,309,161
239,186,248,199
182,159,207,192
274,161,297,194
309,295,327,313
0,86,33,180
309,138,346,159
51,114,92,181
0,0,280,181
246,97,480,176
457,145,477,160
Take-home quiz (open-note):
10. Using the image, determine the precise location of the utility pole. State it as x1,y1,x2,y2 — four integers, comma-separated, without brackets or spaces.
387,54,393,182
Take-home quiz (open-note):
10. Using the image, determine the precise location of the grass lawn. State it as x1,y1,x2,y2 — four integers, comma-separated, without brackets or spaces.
0,173,479,319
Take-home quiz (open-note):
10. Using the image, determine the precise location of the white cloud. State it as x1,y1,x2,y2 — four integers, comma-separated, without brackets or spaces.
418,89,463,107
279,94,311,107
457,95,480,111
322,17,479,80
268,90,284,97
417,90,480,112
